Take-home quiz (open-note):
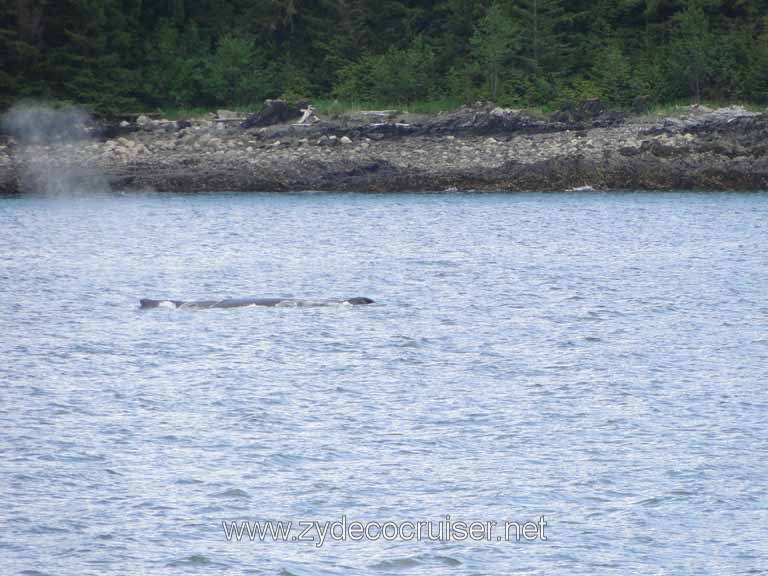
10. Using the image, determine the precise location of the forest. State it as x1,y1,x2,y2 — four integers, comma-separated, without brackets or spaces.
1,0,767,114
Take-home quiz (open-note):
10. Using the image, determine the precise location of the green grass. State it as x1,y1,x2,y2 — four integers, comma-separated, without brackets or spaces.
155,105,259,120
312,98,462,117
407,99,463,114
155,100,462,120
156,100,462,120
155,98,766,122
155,107,212,120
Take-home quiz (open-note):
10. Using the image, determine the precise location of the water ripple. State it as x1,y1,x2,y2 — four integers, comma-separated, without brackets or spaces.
1,191,767,575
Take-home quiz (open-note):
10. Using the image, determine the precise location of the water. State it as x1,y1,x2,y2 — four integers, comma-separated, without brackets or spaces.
1,191,767,576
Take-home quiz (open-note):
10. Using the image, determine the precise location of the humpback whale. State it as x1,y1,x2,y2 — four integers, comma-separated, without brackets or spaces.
140,297,374,309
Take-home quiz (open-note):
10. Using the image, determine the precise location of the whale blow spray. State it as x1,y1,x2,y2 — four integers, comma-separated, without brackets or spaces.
1,102,110,195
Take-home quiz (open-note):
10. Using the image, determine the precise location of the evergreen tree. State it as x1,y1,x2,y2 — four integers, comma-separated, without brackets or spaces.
470,3,518,99
511,0,567,76
669,0,716,102
0,2,35,106
592,42,637,105
1,0,768,111
334,35,436,102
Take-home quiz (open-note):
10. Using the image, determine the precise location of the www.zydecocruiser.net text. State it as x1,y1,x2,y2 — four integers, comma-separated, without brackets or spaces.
222,515,547,547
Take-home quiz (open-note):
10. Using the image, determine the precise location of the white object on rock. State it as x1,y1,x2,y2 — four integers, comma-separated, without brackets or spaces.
298,105,319,125
490,107,513,116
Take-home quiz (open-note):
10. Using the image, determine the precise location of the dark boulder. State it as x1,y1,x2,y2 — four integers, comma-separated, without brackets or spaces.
581,98,606,118
96,121,140,140
550,98,617,125
241,99,308,129
410,106,566,137
632,95,651,114
619,146,641,157
640,140,686,158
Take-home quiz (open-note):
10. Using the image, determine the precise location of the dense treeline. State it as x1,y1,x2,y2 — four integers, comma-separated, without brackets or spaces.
2,0,768,113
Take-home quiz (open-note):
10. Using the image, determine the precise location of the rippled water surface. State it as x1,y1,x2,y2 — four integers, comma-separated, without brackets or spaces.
1,191,767,576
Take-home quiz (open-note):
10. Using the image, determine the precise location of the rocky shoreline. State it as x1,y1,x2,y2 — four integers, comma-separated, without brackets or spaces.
1,104,768,194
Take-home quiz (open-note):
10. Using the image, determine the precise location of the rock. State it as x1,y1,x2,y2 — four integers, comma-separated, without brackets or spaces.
136,115,150,126
217,109,238,120
632,95,651,114
550,99,615,125
641,140,683,158
6,101,768,195
690,104,714,114
241,99,308,129
581,98,606,117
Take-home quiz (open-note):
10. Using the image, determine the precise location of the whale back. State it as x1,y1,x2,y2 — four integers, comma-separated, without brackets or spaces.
346,297,374,304
140,298,183,309
140,297,374,309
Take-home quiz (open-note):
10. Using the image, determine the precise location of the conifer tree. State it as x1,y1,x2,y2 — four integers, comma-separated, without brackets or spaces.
670,0,716,102
470,3,518,99
510,0,567,76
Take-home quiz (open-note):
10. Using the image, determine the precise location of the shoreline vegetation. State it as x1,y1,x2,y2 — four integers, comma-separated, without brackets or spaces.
2,99,768,194
155,98,767,123
4,1,768,115
5,1,768,193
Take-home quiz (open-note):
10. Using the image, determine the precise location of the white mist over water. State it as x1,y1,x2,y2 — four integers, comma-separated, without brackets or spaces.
1,102,110,195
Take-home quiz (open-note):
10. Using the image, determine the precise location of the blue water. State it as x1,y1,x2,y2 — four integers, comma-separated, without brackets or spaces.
1,191,767,575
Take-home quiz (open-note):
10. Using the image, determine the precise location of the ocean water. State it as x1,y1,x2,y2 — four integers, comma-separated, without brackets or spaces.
1,191,767,576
